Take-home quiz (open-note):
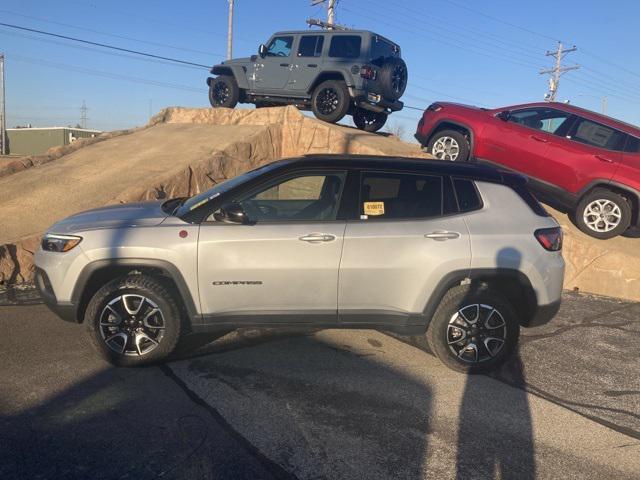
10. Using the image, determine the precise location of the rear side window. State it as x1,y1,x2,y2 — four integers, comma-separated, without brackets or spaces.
360,172,443,219
453,178,482,212
569,117,626,151
297,35,324,57
370,36,399,66
329,35,361,58
624,135,640,153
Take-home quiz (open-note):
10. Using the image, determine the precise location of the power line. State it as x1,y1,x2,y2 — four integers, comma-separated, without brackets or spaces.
0,9,224,58
0,22,211,69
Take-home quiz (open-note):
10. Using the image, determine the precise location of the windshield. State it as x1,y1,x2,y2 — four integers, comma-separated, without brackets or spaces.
175,161,287,217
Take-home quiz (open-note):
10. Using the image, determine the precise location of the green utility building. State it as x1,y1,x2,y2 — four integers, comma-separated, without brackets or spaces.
6,127,102,156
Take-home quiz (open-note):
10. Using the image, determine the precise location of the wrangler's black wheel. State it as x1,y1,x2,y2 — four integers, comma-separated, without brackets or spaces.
209,75,239,108
311,80,350,123
353,108,388,132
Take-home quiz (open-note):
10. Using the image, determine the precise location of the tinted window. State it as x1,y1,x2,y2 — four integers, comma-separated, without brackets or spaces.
237,172,346,222
360,172,443,219
370,36,399,66
508,108,571,134
297,35,324,57
569,117,626,151
453,179,482,212
624,135,640,153
266,36,293,57
329,35,361,58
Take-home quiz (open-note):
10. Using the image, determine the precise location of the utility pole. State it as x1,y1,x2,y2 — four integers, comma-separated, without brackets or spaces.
227,0,234,60
80,100,88,129
601,96,608,115
540,41,579,102
0,54,6,155
308,0,347,30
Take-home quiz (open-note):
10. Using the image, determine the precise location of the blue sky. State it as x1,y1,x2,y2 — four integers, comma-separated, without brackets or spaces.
2,0,640,136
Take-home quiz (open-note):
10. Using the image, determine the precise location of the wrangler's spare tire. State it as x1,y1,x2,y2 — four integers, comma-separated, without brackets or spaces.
378,57,408,100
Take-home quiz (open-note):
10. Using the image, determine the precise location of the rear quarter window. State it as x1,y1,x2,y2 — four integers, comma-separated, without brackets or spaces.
329,35,362,59
624,135,640,153
453,178,482,212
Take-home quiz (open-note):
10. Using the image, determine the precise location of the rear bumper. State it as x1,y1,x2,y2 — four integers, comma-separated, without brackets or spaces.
350,88,404,113
35,268,78,323
523,299,561,327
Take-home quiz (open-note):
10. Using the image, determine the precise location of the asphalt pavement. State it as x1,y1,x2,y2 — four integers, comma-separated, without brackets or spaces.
0,290,638,479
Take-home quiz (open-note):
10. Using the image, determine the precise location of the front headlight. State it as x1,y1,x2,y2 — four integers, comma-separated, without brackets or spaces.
41,234,83,252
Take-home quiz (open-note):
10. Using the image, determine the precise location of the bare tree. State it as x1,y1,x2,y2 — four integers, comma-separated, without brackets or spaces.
385,121,406,140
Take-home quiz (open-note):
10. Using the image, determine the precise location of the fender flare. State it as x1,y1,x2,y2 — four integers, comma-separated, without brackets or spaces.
426,119,476,157
421,268,538,328
71,258,200,324
209,64,250,90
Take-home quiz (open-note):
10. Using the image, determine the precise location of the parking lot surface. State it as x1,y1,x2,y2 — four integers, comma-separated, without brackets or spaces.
0,291,638,479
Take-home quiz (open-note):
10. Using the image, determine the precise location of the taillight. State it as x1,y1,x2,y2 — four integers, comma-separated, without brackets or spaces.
360,65,375,80
535,227,563,251
427,102,443,112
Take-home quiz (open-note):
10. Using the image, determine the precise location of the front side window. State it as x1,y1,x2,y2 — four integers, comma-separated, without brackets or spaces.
238,172,346,222
266,36,294,57
297,35,324,57
360,172,443,219
568,117,626,151
508,108,571,134
329,35,362,58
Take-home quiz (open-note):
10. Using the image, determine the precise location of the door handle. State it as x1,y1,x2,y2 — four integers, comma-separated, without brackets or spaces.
307,64,318,68
279,63,289,67
595,154,614,163
425,231,460,241
530,135,548,143
299,233,336,242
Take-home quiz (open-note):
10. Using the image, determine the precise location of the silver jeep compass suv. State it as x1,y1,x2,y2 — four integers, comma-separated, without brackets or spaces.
35,155,564,373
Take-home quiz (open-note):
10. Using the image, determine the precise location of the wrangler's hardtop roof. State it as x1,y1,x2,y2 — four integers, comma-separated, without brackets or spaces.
271,30,398,46
270,154,525,185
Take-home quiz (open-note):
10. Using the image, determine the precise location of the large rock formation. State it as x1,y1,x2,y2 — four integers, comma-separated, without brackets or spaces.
1,106,638,303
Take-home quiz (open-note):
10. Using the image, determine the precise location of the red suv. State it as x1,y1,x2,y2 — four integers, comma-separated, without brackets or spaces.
415,101,640,239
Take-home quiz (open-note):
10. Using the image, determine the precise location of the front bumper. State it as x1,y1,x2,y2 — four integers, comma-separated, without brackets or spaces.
414,132,429,147
35,268,78,323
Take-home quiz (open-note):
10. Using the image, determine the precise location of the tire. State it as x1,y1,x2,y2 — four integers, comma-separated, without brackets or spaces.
427,129,470,161
311,80,351,123
209,75,239,108
574,188,632,239
378,57,408,100
426,285,519,373
85,274,182,367
353,108,388,132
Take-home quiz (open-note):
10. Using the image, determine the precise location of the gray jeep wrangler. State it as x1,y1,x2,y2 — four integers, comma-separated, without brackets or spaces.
206,29,408,132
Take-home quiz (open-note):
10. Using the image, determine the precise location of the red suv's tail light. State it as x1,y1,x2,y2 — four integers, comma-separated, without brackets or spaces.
535,227,563,251
360,65,375,80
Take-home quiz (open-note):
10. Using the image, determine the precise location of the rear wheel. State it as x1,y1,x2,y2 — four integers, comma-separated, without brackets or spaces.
427,285,519,373
311,80,350,123
353,108,388,132
427,129,470,161
209,75,239,108
85,275,182,367
575,188,631,239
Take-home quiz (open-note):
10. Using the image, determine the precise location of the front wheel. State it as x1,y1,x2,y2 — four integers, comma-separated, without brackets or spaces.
311,80,350,123
427,129,470,161
574,188,631,239
353,109,388,132
209,75,239,108
85,275,182,367
427,285,519,373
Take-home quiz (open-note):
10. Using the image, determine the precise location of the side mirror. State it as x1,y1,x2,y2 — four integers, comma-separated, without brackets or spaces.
496,110,510,121
213,203,250,224
258,44,267,58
